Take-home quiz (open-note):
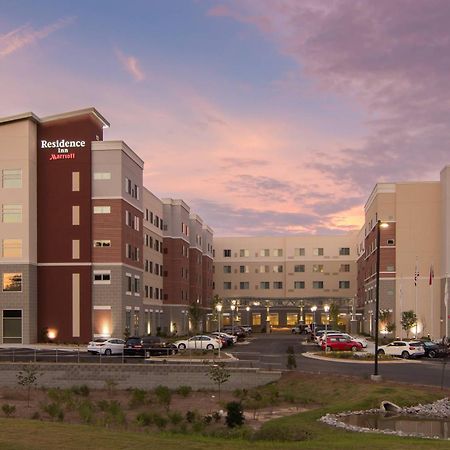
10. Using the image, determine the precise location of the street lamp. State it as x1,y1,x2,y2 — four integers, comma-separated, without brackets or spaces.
246,306,250,326
216,303,222,359
231,303,236,334
324,304,330,351
374,220,389,380
310,305,317,334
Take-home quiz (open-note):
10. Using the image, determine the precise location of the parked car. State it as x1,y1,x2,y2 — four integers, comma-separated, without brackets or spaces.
87,338,125,355
124,336,178,357
377,340,425,359
292,324,311,334
321,336,363,352
211,331,236,346
314,329,341,343
418,340,449,358
319,332,368,348
240,325,253,334
222,326,246,340
174,335,222,350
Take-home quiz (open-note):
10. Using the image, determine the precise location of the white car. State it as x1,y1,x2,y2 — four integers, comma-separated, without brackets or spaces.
314,329,341,343
319,333,368,348
211,331,238,344
174,335,222,350
87,338,125,355
377,340,425,359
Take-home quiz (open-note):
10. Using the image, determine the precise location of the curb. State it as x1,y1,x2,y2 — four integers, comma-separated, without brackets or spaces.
302,352,422,364
147,352,238,363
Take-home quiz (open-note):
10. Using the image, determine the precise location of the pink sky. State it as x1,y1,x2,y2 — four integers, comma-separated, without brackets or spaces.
1,1,449,235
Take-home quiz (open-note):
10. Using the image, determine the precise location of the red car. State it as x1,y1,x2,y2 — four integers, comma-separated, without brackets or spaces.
321,336,363,352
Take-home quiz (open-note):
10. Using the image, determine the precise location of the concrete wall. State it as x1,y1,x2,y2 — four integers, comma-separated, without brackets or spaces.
0,363,281,391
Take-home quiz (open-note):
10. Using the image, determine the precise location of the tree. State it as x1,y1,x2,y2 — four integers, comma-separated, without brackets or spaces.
329,303,340,328
401,310,417,338
380,309,395,334
17,365,41,408
188,301,204,334
208,362,230,400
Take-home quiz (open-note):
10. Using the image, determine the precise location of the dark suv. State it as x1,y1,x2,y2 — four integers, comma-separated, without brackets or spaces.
124,336,178,357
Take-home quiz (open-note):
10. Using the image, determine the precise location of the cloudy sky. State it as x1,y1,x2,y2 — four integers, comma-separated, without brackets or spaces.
1,0,448,236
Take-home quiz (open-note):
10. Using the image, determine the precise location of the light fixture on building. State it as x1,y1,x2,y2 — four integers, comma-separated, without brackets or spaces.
47,329,57,340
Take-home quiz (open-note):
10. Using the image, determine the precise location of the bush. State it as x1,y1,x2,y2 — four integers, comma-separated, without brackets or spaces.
2,403,16,417
154,385,172,410
176,385,192,397
78,400,95,424
153,413,168,429
71,385,90,397
42,402,64,421
168,411,184,425
225,401,245,428
97,400,126,426
185,410,198,423
47,388,76,410
129,388,147,408
136,412,153,427
31,411,40,420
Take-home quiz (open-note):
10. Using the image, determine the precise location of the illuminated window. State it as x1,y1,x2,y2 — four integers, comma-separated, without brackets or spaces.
2,239,22,258
2,169,22,188
269,313,279,326
287,313,298,326
313,264,324,273
2,273,22,292
2,204,22,223
93,206,111,214
93,307,112,337
93,172,111,180
252,313,261,326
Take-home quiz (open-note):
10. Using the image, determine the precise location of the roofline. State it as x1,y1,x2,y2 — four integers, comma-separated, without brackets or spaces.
41,107,110,128
0,112,40,125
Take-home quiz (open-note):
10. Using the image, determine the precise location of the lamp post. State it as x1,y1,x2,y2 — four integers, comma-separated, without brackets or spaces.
246,306,250,326
310,305,317,334
373,220,389,380
216,303,222,359
231,303,236,334
324,304,330,351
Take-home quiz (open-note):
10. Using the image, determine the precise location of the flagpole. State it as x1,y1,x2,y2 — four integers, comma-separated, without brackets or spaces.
415,258,418,338
399,276,403,340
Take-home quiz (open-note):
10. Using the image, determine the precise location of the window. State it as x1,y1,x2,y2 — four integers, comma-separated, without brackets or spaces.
72,171,80,191
313,281,324,289
126,274,132,293
240,249,249,257
339,280,350,289
260,249,270,257
387,239,395,245
93,271,111,284
340,264,350,272
134,277,140,294
2,169,22,188
386,265,395,272
294,281,305,289
3,310,22,343
72,240,80,259
134,217,140,231
2,239,22,258
269,313,279,326
252,313,261,326
125,177,132,194
2,273,22,292
223,265,231,274
240,282,249,290
273,281,283,289
287,314,298,326
240,265,249,273
125,210,131,226
339,247,350,256
93,172,111,180
273,248,283,257
294,264,305,273
294,248,305,256
260,281,270,289
313,248,324,256
93,240,111,247
224,249,231,257
273,265,283,273
72,206,80,226
259,265,269,273
224,282,232,290
93,206,110,214
312,264,324,273
2,204,22,223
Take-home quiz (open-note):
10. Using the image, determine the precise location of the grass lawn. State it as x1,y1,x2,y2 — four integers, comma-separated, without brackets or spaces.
0,372,449,449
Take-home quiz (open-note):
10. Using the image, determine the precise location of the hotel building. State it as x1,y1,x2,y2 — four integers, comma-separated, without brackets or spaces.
0,108,213,344
213,235,358,330
356,166,450,339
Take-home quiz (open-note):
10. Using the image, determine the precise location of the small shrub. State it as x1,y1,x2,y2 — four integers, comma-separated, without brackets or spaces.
168,411,184,425
47,388,76,411
42,402,64,422
154,385,172,410
78,400,95,424
2,403,16,417
286,346,297,369
153,413,168,429
176,385,192,397
129,388,147,408
100,400,126,426
203,414,213,424
136,412,153,427
71,384,90,397
31,411,40,420
225,401,244,428
185,410,198,423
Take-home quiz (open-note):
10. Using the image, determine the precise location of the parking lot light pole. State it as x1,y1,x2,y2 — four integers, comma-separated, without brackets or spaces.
231,303,236,335
310,305,317,335
246,306,250,326
324,304,330,351
373,220,389,380
216,303,222,359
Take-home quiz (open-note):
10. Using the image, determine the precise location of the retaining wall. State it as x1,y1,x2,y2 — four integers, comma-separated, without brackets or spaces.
0,363,281,390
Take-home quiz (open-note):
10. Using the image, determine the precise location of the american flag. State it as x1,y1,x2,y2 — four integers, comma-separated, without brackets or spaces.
414,260,419,287
429,264,434,286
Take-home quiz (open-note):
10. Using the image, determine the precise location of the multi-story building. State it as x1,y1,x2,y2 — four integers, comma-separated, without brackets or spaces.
213,235,358,330
0,108,214,343
357,167,450,339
